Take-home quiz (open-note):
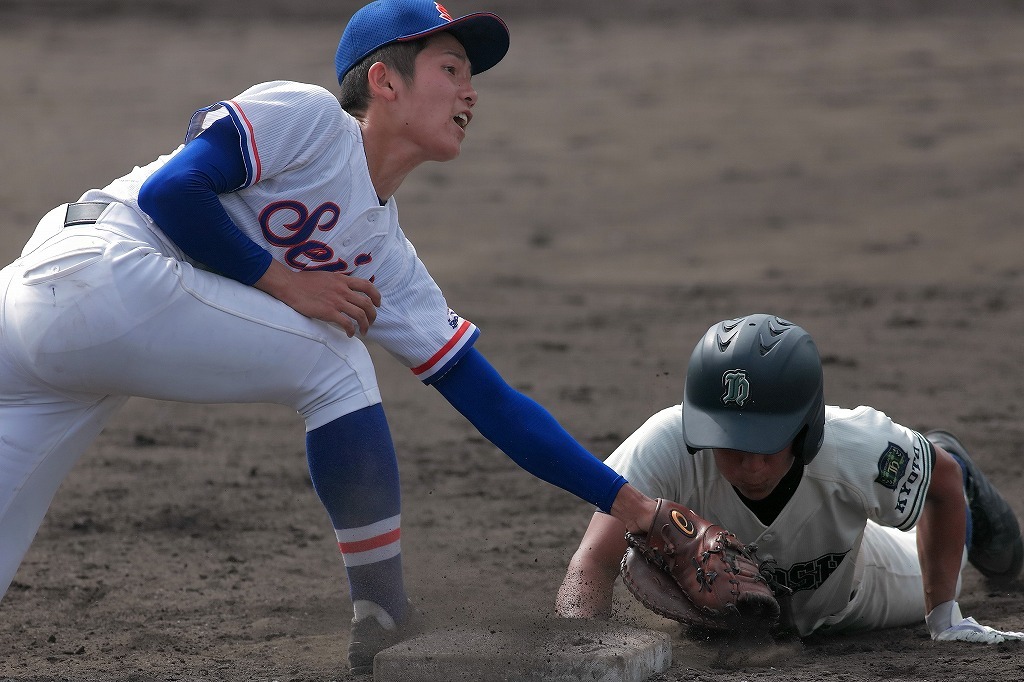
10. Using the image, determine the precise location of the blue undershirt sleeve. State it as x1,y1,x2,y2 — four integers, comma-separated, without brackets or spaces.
432,348,627,513
137,116,273,285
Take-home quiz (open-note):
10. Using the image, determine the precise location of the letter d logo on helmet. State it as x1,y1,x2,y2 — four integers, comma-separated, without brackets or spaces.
721,369,750,407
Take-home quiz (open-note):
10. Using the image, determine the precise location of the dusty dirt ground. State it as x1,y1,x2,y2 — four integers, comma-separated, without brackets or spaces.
2,2,1024,680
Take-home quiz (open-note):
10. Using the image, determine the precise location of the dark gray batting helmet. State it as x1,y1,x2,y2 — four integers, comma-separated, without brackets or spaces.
681,314,825,463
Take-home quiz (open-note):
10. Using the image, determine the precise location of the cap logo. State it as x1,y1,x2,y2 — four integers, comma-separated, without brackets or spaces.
435,2,453,21
721,369,750,407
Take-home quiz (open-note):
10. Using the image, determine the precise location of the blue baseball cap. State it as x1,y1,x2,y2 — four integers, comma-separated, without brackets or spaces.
335,0,510,85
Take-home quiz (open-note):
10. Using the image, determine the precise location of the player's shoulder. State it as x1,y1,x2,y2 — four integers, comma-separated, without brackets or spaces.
804,406,883,473
644,404,683,430
233,81,352,125
607,405,684,462
631,405,685,449
605,405,691,500
823,404,902,439
235,80,336,105
814,404,924,478
234,80,362,143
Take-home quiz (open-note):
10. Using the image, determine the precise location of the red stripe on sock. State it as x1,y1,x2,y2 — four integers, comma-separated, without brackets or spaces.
338,527,401,554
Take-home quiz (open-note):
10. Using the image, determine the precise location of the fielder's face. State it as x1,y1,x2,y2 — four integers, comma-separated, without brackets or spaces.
393,32,478,162
712,445,796,501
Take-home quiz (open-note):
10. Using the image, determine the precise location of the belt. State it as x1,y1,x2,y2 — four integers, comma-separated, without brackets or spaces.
64,201,110,227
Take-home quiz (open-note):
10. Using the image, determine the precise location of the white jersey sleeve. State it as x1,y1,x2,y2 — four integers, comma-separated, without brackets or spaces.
361,241,480,384
822,405,934,531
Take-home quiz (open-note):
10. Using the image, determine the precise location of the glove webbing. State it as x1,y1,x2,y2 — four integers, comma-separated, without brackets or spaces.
626,530,744,609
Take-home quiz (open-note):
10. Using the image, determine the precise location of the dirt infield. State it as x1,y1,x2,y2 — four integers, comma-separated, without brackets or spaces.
2,3,1023,681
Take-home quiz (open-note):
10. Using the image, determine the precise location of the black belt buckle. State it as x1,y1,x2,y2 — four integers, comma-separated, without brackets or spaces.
64,201,110,227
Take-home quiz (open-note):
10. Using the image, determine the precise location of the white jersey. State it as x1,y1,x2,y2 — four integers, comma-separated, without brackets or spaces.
604,404,934,636
82,80,475,383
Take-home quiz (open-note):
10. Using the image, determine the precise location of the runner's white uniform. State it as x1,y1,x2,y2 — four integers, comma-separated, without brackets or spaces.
605,404,962,636
0,81,476,596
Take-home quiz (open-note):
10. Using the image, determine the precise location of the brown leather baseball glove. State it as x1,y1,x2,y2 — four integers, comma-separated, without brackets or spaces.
620,499,782,633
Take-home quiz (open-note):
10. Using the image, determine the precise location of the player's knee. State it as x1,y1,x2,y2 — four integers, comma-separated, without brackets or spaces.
295,343,382,430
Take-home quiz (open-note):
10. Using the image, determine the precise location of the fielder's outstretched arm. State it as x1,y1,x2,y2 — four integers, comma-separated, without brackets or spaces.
432,348,657,528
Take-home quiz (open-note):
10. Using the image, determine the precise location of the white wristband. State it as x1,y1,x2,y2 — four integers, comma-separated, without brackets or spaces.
925,600,963,637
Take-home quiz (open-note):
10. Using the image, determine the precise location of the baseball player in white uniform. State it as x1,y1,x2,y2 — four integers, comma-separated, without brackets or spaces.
557,314,1024,643
0,0,663,673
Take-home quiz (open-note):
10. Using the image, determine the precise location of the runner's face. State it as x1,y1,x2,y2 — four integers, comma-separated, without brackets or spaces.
713,446,795,501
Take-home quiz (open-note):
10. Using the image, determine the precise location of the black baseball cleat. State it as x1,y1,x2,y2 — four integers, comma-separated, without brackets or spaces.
925,429,1023,582
347,616,399,675
347,603,421,675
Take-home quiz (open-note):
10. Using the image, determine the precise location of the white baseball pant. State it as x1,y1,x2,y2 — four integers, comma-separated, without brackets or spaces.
0,202,381,598
819,520,966,633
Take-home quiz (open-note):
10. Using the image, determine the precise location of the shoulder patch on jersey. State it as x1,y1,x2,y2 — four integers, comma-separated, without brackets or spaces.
875,442,909,490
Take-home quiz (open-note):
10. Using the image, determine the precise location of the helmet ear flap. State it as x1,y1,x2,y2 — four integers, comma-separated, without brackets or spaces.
794,399,826,464
792,426,811,463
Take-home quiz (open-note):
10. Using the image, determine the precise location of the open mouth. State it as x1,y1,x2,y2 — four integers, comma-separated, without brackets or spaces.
453,113,469,129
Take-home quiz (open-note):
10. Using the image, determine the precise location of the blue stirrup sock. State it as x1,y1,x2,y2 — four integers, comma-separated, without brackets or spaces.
306,404,408,625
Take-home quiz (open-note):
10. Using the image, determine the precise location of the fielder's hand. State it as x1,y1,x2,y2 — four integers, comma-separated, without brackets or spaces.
255,260,381,336
926,600,1024,643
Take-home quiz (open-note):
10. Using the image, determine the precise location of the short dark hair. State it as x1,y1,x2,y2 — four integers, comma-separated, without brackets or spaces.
339,39,429,117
